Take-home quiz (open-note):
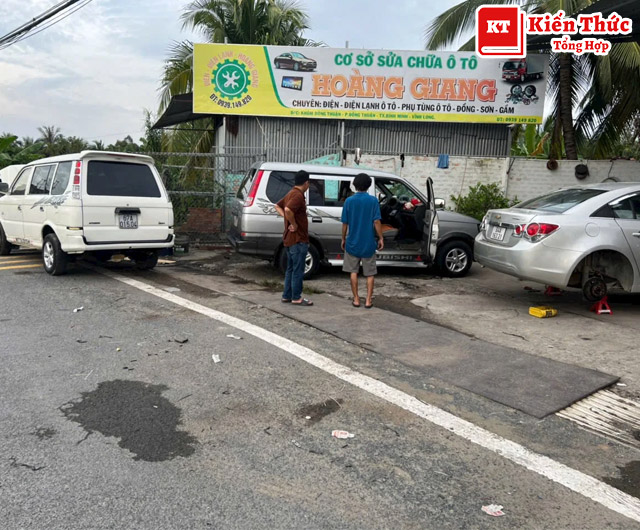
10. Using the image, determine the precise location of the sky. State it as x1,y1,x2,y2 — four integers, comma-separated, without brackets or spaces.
0,0,462,144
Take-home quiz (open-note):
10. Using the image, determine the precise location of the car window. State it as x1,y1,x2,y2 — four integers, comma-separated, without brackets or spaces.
29,165,56,195
10,168,32,196
610,193,640,220
236,168,257,200
87,161,161,197
265,171,295,203
309,179,353,207
516,189,606,213
376,179,420,203
50,161,73,195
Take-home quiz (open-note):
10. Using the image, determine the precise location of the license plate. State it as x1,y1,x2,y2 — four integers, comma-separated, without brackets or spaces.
119,214,138,229
490,226,506,241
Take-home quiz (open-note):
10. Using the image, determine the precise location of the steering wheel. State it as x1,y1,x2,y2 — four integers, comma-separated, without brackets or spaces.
378,193,390,207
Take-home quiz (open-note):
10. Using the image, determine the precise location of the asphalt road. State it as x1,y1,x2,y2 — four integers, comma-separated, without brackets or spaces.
1,254,639,529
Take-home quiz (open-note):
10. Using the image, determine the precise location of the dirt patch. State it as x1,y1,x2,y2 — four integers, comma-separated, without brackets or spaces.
603,461,640,498
31,427,56,440
61,380,197,462
296,398,344,425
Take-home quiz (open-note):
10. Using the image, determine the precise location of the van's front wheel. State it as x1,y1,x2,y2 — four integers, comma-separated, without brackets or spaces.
0,224,13,256
43,233,68,275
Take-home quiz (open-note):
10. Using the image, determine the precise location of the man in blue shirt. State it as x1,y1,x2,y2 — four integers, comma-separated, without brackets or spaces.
341,173,384,308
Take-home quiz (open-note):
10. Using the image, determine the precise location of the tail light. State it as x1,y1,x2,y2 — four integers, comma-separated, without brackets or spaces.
72,161,82,199
513,224,525,237
244,170,264,207
524,222,559,242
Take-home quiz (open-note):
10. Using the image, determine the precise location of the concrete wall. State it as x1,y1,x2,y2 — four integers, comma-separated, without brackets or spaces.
344,154,640,204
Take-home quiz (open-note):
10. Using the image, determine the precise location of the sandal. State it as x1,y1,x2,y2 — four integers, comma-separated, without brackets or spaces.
352,301,361,308
365,303,373,309
292,298,314,306
281,299,292,303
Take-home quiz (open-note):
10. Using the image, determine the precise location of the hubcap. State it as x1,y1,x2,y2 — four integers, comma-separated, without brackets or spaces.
445,248,468,273
43,242,54,269
304,252,313,274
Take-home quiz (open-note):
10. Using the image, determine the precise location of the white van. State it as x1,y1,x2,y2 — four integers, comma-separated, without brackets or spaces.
0,151,174,275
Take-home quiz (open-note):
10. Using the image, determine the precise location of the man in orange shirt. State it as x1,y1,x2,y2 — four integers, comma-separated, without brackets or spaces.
275,170,313,306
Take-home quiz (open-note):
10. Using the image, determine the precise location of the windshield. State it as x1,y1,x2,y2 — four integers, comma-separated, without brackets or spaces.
516,189,606,213
503,62,517,69
291,53,307,59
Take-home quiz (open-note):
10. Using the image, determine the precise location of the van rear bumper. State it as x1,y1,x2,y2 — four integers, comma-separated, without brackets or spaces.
61,232,173,253
227,232,271,257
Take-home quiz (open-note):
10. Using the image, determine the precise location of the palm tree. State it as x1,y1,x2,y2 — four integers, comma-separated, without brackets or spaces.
90,140,106,150
37,125,63,157
159,0,314,161
425,1,640,160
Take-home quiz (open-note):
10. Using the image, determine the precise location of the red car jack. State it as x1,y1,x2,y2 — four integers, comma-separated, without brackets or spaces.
590,297,612,315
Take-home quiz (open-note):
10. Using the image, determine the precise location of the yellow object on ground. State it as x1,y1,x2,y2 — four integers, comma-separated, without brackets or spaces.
529,306,558,318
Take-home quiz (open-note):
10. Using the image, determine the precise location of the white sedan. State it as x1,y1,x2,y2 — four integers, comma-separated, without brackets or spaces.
474,183,640,300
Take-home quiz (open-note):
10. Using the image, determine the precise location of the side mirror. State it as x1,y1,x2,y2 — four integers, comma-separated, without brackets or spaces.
435,198,445,210
0,182,9,194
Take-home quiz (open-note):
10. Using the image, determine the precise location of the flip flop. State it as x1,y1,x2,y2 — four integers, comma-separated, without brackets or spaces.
292,298,314,306
281,299,292,303
352,301,361,308
365,303,373,309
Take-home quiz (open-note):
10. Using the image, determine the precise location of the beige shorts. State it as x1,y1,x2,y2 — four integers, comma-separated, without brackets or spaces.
343,251,377,277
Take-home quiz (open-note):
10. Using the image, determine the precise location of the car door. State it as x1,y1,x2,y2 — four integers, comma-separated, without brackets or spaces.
23,164,57,246
421,177,438,264
307,175,355,258
612,192,640,271
0,167,32,242
283,53,293,69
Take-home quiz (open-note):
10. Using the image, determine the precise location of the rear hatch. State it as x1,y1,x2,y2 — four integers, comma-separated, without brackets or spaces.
80,155,172,244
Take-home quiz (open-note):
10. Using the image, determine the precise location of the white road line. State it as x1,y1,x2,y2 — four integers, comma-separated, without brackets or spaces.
101,269,640,523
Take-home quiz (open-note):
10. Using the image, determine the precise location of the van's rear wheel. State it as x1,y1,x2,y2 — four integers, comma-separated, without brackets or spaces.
0,224,12,256
132,251,158,270
278,244,320,280
43,233,68,275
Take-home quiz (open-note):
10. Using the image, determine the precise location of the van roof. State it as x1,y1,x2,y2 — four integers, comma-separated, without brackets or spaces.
254,161,401,179
22,151,154,165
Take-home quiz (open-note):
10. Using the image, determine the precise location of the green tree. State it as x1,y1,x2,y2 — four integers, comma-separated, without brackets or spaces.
425,1,640,160
450,182,518,221
37,125,63,157
159,0,315,162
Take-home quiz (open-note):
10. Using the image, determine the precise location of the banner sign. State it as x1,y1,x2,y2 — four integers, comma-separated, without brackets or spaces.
193,44,548,124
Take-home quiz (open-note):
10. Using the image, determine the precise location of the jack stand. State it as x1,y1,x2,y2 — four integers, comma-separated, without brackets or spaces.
544,286,563,296
590,296,612,315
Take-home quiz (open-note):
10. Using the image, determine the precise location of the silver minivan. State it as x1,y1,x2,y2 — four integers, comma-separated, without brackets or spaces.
228,162,479,278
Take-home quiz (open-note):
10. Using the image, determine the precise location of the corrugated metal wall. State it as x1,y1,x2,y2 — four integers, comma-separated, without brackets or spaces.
223,116,510,170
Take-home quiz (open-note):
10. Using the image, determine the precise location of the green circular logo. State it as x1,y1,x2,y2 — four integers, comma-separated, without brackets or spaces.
212,59,251,100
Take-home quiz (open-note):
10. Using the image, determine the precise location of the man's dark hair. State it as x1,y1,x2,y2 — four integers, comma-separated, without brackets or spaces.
353,173,372,192
294,170,310,186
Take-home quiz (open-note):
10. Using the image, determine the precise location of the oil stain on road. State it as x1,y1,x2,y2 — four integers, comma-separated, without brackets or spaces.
61,380,197,462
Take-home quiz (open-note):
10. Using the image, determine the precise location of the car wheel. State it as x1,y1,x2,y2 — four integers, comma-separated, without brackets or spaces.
275,61,281,69
43,233,68,275
0,224,12,256
278,244,320,280
294,62,299,71
133,251,158,270
582,277,607,302
436,240,472,278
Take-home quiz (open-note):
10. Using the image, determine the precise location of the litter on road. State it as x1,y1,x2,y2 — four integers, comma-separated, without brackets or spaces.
116,347,122,352
212,354,221,363
172,338,189,344
73,306,84,313
481,504,505,517
332,430,355,439
226,334,242,340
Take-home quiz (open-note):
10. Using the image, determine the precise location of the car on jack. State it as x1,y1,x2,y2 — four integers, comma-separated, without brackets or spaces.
474,183,640,301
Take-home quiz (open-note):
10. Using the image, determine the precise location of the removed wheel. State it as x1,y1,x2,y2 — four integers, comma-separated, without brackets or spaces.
133,251,158,270
436,240,472,278
42,233,68,275
278,244,320,280
582,276,607,302
0,223,12,256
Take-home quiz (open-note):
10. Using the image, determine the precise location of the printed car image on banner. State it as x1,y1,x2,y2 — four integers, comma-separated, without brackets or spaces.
193,44,548,124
